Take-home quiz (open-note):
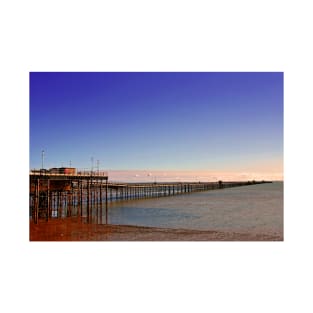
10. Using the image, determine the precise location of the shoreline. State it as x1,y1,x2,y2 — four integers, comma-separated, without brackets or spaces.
29,217,283,241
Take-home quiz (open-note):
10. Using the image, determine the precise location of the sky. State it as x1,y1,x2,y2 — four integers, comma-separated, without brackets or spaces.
30,72,283,181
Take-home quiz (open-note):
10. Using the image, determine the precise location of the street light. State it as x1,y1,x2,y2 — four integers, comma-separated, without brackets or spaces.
41,150,45,169
91,157,94,173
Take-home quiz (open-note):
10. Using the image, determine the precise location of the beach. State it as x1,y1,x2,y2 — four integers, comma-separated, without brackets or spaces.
29,217,282,241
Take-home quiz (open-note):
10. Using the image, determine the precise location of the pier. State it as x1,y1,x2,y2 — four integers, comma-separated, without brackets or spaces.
29,168,109,224
29,168,271,224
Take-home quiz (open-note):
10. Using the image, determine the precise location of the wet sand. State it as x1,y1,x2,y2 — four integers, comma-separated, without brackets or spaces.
29,217,282,241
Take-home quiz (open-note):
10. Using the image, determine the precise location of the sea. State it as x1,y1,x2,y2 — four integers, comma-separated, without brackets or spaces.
105,181,283,236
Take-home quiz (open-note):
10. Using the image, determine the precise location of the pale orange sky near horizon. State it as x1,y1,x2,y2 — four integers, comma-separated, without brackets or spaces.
107,156,283,182
108,169,283,182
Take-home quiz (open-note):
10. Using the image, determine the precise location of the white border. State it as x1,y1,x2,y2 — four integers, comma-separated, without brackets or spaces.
1,1,312,313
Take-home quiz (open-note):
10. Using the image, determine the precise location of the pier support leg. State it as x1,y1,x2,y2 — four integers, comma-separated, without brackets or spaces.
46,179,50,221
87,180,90,221
34,178,39,224
105,180,108,225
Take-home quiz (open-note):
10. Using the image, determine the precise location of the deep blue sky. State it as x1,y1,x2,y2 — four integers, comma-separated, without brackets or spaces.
30,72,283,173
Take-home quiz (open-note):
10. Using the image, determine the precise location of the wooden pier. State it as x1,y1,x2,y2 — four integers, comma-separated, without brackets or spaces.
29,169,109,224
29,169,271,224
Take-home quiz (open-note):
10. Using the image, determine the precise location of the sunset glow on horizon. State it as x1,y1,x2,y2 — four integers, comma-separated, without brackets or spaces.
107,169,283,183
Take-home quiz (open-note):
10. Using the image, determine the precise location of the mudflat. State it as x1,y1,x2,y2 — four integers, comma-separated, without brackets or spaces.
29,217,282,241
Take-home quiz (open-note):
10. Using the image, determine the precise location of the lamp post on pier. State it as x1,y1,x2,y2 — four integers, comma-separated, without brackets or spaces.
91,157,94,174
41,150,45,169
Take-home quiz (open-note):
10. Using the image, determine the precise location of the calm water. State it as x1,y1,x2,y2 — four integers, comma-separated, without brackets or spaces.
106,182,283,236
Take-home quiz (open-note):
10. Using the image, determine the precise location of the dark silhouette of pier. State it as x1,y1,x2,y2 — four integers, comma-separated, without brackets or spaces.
29,168,271,224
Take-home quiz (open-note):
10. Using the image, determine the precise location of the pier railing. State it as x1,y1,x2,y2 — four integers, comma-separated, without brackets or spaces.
30,169,108,177
76,170,108,177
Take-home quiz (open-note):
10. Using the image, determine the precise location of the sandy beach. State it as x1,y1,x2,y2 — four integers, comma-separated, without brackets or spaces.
29,217,282,241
